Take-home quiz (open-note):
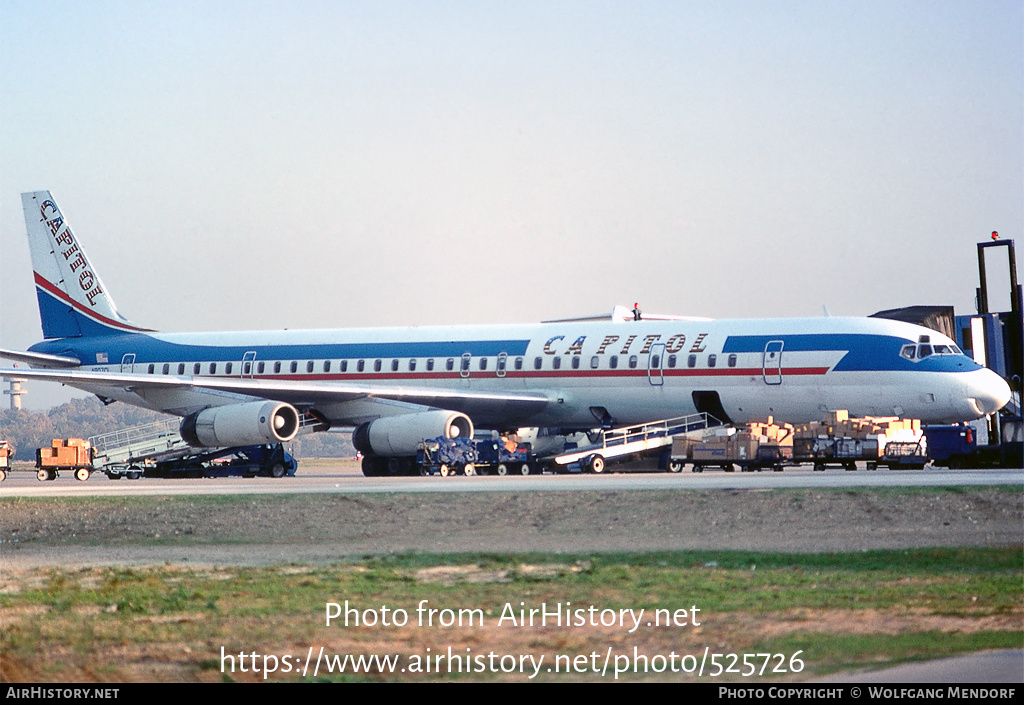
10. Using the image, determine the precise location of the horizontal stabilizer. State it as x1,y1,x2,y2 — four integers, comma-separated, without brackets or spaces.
0,348,81,368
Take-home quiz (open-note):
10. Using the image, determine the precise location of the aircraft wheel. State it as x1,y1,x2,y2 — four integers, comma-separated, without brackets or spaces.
75,467,91,482
387,457,403,476
588,455,606,474
667,460,683,473
361,456,382,477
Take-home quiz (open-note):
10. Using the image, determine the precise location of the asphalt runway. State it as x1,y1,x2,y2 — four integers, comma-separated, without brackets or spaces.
1,461,1021,498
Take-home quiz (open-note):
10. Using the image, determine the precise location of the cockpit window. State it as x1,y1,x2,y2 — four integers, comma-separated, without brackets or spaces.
902,342,963,362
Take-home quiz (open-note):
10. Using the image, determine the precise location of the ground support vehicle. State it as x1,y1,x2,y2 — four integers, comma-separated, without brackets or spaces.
670,418,793,472
140,444,297,478
0,440,11,482
923,422,1024,469
870,440,928,470
415,437,479,476
554,412,721,474
474,438,534,475
89,420,297,479
35,438,94,481
791,411,922,471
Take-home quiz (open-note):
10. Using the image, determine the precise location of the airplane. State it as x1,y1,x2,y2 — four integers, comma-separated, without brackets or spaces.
0,190,1012,475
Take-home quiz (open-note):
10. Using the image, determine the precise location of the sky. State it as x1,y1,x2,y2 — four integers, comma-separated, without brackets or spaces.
1,0,1021,409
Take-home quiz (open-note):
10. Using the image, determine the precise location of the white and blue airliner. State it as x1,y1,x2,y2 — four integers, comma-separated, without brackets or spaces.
0,191,1011,469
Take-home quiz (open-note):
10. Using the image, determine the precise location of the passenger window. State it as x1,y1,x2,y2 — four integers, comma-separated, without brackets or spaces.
374,360,382,372
708,354,716,368
687,355,697,368
162,364,170,374
534,357,543,370
323,361,331,373
590,356,600,369
426,359,434,371
341,360,348,372
225,362,233,374
629,355,638,369
148,364,155,374
667,355,677,368
552,357,561,370
305,361,313,373
514,357,523,370
651,355,660,368
446,358,455,371
571,356,580,369
409,359,416,371
193,363,201,375
391,359,399,372
290,361,298,373
479,358,488,371
357,360,365,372
178,363,185,375
274,361,282,374
257,362,265,374
728,354,737,368
609,355,618,369
210,363,217,375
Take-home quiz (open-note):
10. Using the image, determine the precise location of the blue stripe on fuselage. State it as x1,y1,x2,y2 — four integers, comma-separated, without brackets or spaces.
30,333,532,363
722,334,982,373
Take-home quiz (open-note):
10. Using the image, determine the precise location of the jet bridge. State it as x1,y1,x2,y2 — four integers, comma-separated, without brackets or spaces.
551,412,723,473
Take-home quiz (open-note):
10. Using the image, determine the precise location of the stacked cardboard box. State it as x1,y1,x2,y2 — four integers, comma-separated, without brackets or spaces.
792,412,923,460
36,438,92,468
684,418,794,464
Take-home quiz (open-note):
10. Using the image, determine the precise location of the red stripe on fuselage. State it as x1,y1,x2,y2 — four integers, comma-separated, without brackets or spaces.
183,367,830,383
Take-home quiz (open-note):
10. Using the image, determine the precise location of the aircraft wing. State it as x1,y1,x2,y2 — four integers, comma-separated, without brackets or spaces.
0,366,551,420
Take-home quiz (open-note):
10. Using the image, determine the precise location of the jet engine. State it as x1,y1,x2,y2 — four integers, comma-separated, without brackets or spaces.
352,410,473,457
180,400,300,447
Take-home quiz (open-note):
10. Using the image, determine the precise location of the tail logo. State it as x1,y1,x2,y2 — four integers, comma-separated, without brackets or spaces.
40,199,104,307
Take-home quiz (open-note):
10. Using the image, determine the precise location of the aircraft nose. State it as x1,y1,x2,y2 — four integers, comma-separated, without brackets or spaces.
965,368,1011,417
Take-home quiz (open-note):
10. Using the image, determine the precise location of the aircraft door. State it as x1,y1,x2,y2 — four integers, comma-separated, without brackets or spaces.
241,351,257,378
648,343,665,386
120,353,135,373
763,340,784,385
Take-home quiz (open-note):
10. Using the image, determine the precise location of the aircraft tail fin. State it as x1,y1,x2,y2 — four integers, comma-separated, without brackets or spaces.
22,191,152,339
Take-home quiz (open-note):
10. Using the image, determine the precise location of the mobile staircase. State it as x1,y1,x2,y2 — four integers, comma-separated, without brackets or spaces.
551,412,723,473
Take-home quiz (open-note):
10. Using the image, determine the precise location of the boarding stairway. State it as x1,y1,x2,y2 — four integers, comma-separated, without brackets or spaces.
552,412,723,470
